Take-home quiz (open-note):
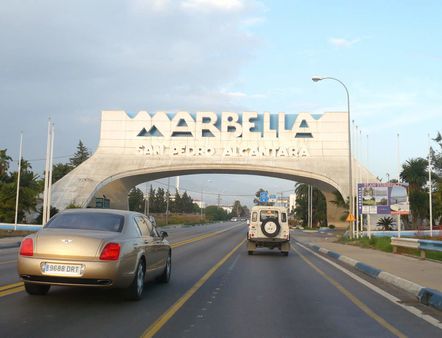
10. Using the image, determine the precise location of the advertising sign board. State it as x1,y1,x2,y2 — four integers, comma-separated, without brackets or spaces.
358,183,409,215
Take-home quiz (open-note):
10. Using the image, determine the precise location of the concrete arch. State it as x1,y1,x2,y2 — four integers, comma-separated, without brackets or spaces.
50,110,378,228
88,164,346,209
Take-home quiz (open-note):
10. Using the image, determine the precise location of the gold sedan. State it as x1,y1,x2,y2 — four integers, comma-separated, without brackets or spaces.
17,209,171,300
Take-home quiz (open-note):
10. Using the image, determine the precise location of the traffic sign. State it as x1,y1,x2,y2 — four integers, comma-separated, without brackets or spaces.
259,191,269,203
346,213,356,222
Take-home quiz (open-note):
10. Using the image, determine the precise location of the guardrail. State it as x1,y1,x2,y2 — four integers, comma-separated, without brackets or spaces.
361,230,442,238
391,237,442,259
0,223,43,231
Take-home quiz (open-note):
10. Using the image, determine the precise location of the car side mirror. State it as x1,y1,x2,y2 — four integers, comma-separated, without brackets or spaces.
161,231,168,239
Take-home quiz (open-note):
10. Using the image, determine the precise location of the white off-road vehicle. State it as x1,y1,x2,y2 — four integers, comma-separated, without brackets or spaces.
247,206,290,256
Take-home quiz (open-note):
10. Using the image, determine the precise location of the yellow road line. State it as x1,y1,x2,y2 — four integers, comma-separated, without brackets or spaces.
291,244,407,338
0,282,23,292
0,259,17,266
0,285,24,297
141,238,246,338
0,282,24,297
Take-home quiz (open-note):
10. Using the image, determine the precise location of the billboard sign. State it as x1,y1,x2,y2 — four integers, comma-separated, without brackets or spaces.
268,194,277,203
358,183,410,215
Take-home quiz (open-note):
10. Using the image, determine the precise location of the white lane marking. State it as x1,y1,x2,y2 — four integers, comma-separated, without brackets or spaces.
227,254,240,272
294,241,442,330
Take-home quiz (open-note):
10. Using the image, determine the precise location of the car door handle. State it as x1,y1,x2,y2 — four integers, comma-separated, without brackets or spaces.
144,240,149,244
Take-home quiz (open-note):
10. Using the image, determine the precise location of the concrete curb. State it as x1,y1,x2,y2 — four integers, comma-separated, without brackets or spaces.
300,241,442,312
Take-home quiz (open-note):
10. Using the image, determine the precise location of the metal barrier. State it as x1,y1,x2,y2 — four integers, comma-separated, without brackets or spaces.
0,223,43,231
391,237,442,259
361,230,442,238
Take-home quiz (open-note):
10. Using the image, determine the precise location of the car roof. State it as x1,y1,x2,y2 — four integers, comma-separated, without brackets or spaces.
59,208,142,217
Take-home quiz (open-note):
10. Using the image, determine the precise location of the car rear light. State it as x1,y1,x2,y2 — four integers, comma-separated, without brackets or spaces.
20,238,34,256
99,243,121,261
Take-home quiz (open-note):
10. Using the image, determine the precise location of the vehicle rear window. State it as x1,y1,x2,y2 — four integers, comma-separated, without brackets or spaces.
260,210,278,221
251,212,257,222
45,213,124,232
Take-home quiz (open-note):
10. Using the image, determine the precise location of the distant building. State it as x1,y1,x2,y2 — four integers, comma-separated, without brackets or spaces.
273,193,296,212
193,200,206,209
289,193,296,213
221,205,233,214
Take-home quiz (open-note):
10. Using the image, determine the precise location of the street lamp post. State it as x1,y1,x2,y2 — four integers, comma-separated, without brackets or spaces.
312,76,354,237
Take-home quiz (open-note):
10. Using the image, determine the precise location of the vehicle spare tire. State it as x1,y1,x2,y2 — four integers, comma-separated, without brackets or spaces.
261,218,281,238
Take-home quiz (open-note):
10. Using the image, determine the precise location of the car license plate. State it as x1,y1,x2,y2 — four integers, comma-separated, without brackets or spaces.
41,263,83,276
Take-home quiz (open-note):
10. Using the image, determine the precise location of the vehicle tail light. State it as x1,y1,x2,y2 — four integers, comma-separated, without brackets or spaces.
20,238,34,256
99,243,121,261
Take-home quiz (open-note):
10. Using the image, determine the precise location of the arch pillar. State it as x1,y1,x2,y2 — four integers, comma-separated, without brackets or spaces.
323,190,347,229
87,180,129,210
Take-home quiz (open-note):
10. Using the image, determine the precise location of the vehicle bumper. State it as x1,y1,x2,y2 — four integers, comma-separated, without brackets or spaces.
17,256,134,288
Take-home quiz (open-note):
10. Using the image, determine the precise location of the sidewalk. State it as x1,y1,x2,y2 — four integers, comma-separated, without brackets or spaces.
294,231,442,311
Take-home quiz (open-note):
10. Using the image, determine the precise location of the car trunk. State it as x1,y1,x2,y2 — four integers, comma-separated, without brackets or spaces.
34,229,120,260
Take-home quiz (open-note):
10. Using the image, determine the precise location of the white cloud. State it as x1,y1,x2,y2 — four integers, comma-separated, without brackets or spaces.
328,37,361,48
0,0,264,170
131,0,172,12
181,0,244,12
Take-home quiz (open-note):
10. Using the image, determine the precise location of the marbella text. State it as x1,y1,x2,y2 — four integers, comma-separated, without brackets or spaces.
135,112,314,158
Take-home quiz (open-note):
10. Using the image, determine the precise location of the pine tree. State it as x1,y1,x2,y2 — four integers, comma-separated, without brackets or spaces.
69,140,90,167
182,191,194,213
155,187,166,212
128,187,144,212
172,189,182,213
148,185,155,213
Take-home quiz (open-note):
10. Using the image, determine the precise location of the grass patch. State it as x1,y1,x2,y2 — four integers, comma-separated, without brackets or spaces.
349,237,393,252
341,236,393,253
338,235,442,261
152,213,211,227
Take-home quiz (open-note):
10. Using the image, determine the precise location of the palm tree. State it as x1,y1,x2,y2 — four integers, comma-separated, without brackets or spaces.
294,183,327,227
400,158,428,193
377,216,395,231
329,189,349,222
400,157,437,225
0,149,12,179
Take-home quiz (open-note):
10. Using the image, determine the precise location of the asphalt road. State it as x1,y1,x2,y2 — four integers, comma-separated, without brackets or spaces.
0,222,441,338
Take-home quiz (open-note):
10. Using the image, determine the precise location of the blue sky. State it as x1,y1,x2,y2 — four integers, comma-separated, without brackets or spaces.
0,0,440,206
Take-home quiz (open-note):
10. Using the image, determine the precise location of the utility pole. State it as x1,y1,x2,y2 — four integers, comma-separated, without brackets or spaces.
42,120,54,225
397,133,401,238
166,178,170,226
14,132,23,229
429,134,433,237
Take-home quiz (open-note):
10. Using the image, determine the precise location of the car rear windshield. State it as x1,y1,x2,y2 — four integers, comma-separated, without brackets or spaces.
45,212,125,232
260,210,279,221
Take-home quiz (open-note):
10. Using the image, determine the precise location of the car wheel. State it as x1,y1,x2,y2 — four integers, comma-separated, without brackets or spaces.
157,253,171,283
282,251,289,257
248,250,253,255
24,282,50,295
261,218,281,238
125,259,145,301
